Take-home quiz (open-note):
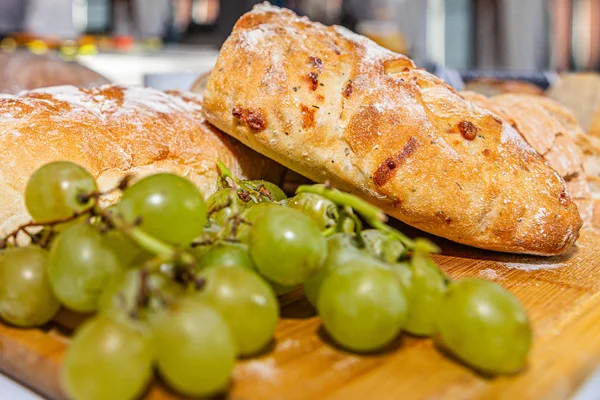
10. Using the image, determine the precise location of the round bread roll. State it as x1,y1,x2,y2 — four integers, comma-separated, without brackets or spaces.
0,84,285,236
0,51,109,94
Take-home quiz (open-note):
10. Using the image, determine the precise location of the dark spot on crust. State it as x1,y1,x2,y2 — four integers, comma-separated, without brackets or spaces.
309,56,323,72
482,148,492,156
559,189,569,205
374,137,419,187
493,116,504,125
300,104,316,129
232,106,243,119
232,105,267,132
343,80,353,98
247,111,266,131
308,72,319,91
458,121,478,140
393,199,403,208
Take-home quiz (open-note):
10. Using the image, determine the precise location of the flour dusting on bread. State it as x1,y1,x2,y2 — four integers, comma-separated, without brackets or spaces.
203,4,582,255
0,84,285,237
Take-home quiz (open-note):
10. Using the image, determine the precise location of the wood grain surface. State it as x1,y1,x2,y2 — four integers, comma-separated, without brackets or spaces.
1,230,600,400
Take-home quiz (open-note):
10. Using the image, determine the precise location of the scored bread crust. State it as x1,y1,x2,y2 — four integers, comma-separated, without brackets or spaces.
461,91,599,227
0,84,284,236
203,4,581,255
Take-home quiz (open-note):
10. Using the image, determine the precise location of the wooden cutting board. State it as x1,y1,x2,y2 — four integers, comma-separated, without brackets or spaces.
1,229,600,400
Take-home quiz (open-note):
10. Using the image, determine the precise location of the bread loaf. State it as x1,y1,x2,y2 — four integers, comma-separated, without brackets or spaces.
202,4,581,255
464,79,544,97
0,84,285,236
547,73,600,138
462,91,599,227
0,52,109,94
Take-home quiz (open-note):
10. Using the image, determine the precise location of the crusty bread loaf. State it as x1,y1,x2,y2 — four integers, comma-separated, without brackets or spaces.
0,84,285,236
190,71,212,96
464,79,544,98
0,51,109,94
547,73,600,137
202,4,581,255
462,91,599,227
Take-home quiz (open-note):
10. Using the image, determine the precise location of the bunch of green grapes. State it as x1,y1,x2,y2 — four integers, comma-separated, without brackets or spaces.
0,160,533,400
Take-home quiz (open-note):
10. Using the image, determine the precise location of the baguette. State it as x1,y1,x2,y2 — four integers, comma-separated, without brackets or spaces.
0,84,284,236
203,4,581,255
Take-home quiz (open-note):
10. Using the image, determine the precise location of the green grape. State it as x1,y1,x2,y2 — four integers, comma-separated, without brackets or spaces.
194,266,278,356
0,246,60,327
63,315,153,400
436,278,532,375
244,180,287,201
304,233,363,306
249,208,327,286
48,223,125,312
98,268,182,319
101,229,146,267
360,229,405,263
236,201,281,243
195,242,255,270
287,192,337,230
323,233,362,267
102,205,147,266
25,161,97,223
337,210,356,233
403,252,446,336
390,261,413,291
318,261,407,352
153,298,235,397
119,173,207,245
191,222,222,258
207,188,251,226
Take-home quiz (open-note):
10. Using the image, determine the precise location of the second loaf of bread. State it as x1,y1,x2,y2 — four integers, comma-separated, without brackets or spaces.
0,84,285,236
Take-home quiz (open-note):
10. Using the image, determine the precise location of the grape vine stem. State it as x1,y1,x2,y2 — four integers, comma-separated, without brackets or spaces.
296,184,418,250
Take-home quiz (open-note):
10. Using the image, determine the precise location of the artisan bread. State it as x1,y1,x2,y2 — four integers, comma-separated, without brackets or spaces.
462,91,599,227
464,79,544,97
547,73,600,137
0,51,109,94
203,4,581,255
190,71,212,96
0,84,284,236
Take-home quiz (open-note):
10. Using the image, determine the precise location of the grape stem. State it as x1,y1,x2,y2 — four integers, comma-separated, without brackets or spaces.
217,159,274,203
217,160,235,189
76,174,134,204
98,209,196,267
0,205,95,248
296,184,417,249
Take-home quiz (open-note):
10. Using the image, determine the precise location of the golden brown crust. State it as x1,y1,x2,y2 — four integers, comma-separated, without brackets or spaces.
190,71,212,96
0,52,109,94
464,78,545,97
0,84,284,236
462,91,600,229
203,4,581,255
547,73,600,137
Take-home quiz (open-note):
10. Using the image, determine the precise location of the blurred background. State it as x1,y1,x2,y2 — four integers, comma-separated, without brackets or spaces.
0,0,598,87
